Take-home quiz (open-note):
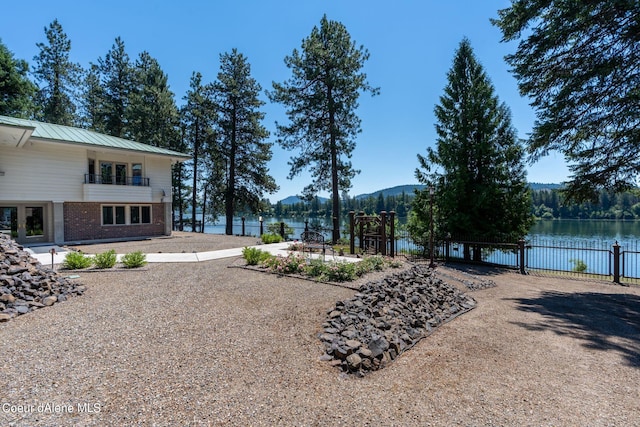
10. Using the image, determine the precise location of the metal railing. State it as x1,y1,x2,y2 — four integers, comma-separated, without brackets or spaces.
84,174,150,187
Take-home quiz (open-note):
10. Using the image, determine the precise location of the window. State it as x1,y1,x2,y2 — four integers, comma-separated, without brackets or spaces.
115,206,126,224
130,205,151,224
115,164,127,185
100,162,113,184
102,206,126,225
102,206,114,225
132,163,142,185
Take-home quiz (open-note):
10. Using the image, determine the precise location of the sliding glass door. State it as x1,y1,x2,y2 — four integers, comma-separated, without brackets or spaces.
0,205,46,244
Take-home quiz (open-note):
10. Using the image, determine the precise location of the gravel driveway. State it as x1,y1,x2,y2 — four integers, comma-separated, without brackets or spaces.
2,233,639,426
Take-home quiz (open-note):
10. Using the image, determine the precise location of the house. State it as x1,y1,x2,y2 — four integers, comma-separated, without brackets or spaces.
0,115,190,245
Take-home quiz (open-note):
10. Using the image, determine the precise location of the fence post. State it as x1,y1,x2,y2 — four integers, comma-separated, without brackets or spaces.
241,216,245,236
518,239,526,275
280,222,285,239
613,241,621,284
389,211,395,258
380,211,387,256
349,211,355,255
445,234,450,262
304,220,309,232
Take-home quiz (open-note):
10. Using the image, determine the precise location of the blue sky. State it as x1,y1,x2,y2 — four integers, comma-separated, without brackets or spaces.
2,0,569,201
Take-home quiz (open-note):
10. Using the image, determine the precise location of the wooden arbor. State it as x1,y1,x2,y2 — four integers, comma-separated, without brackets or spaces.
348,211,395,257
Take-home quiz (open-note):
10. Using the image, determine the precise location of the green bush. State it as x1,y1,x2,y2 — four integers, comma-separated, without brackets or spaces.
305,258,328,278
63,251,93,270
93,249,117,269
121,251,147,268
326,261,356,282
570,258,588,273
242,247,272,265
261,233,283,244
266,222,294,240
263,253,306,274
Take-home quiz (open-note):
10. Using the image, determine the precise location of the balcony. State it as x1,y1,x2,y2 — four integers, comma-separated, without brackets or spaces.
84,174,150,187
83,174,153,203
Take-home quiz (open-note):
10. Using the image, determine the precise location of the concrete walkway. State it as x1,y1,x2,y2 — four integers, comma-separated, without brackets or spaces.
27,242,360,266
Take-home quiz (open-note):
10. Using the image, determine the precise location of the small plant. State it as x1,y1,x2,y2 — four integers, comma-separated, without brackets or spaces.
305,258,328,278
570,258,588,273
326,261,356,282
93,249,117,269
121,251,147,268
261,233,283,244
63,251,93,270
266,222,294,240
263,253,306,275
242,247,272,266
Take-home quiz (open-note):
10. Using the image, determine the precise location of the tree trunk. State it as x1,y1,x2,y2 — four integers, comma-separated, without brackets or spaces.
225,109,237,235
328,85,340,244
191,119,199,233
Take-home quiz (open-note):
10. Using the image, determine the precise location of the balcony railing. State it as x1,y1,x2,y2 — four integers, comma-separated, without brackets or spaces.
84,174,150,187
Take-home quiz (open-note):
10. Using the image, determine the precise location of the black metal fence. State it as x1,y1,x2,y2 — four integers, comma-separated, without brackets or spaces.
391,228,640,284
199,218,639,284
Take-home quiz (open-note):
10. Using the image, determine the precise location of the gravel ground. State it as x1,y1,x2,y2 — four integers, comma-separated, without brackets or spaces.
2,233,640,426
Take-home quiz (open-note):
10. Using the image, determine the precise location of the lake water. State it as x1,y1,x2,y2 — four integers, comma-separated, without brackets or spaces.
203,217,640,242
200,217,640,277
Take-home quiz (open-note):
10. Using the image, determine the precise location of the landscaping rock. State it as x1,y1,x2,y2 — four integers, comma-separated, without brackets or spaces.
0,234,85,322
319,264,477,376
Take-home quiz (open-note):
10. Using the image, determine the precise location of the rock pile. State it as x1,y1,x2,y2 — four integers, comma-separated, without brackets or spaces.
319,264,477,376
0,234,85,322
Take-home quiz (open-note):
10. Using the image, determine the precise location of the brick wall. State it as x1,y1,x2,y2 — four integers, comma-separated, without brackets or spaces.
64,202,166,242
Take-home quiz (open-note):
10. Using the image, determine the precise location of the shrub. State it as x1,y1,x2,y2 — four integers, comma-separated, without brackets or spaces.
93,249,117,269
305,258,328,278
261,233,283,244
121,251,147,268
570,258,588,273
326,261,356,282
266,222,294,240
62,251,93,270
242,247,272,265
263,253,306,275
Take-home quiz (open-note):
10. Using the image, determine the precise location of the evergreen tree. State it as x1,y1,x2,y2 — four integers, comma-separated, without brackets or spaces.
0,39,36,117
493,1,640,202
269,15,379,243
32,19,82,126
96,37,133,137
182,72,215,232
414,39,532,257
79,63,104,130
128,51,179,147
210,49,277,235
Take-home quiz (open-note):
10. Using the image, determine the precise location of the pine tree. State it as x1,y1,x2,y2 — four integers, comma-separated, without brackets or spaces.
181,72,215,232
32,19,82,126
128,51,179,147
79,63,104,130
210,49,277,235
0,39,36,117
96,37,133,138
269,15,379,243
414,39,532,257
493,1,640,202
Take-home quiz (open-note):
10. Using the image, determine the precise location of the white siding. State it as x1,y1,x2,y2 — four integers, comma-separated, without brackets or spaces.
0,139,174,204
0,140,85,202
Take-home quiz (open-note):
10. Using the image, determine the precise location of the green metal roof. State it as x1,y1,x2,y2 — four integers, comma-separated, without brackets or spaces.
0,115,190,160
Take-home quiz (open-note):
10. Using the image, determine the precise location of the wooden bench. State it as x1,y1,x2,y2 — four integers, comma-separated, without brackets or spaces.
300,230,332,258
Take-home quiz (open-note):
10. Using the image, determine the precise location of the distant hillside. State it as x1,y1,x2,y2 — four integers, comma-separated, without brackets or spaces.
279,195,329,205
278,184,424,205
354,184,426,200
529,182,563,191
278,183,562,204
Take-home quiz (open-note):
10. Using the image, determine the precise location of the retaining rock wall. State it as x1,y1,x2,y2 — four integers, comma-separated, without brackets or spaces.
0,234,85,322
319,264,477,376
